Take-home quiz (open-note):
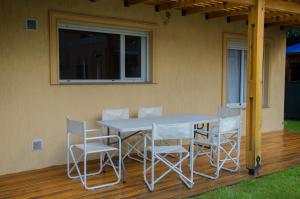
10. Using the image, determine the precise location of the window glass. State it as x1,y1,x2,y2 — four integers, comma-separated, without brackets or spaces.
125,35,142,78
227,49,242,104
59,29,120,80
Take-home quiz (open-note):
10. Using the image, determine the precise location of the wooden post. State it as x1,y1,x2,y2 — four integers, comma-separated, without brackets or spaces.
246,0,265,176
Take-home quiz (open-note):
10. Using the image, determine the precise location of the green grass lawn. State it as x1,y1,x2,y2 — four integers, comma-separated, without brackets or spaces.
193,166,300,199
284,120,300,132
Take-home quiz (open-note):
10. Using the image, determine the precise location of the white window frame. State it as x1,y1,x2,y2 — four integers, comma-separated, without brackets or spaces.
227,41,247,109
57,23,149,84
226,40,269,108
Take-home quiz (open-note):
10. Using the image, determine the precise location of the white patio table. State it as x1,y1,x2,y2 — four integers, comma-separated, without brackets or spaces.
96,113,218,182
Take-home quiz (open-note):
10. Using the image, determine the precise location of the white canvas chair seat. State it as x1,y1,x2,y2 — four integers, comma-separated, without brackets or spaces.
144,123,194,192
67,118,121,190
75,143,118,153
193,107,242,180
148,145,188,154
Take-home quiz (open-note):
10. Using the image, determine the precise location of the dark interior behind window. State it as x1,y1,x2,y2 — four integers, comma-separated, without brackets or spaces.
59,29,120,80
125,35,142,78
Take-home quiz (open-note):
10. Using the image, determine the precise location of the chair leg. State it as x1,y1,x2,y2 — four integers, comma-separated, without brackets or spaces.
215,145,220,178
218,143,240,172
69,146,85,184
83,151,122,190
143,136,152,191
118,131,126,183
67,146,71,178
193,144,220,179
151,151,155,191
210,146,214,165
156,153,193,188
121,157,126,183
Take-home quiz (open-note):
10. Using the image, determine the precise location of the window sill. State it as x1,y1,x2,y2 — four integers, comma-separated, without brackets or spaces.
227,104,246,109
55,81,158,85
227,104,271,110
263,106,271,109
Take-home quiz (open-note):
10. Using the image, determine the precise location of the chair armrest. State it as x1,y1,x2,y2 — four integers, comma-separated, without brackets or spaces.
86,135,121,142
219,130,239,135
86,129,101,133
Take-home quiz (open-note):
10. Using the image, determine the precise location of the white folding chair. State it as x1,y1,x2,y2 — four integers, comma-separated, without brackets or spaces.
67,118,121,190
193,107,242,179
138,106,163,118
102,108,144,164
136,106,164,160
102,108,129,121
144,123,194,192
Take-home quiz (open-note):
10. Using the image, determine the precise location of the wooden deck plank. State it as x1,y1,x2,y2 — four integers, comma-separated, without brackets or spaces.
0,130,300,199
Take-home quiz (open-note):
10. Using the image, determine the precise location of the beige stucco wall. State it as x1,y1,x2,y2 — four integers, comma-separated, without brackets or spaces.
0,0,286,175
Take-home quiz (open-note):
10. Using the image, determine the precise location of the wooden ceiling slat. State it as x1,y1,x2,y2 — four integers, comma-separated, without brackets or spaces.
123,0,300,27
154,0,224,12
266,0,300,15
182,2,244,16
205,7,249,19
127,0,300,15
227,15,247,22
226,13,300,24
265,19,300,27
280,24,300,29
265,15,300,24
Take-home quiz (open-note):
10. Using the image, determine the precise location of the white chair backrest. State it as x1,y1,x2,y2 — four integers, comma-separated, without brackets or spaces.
217,107,241,133
67,118,85,137
138,106,163,118
152,123,194,141
102,108,129,121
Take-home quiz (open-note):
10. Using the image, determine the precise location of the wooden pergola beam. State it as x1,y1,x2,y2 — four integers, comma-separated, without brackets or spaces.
280,24,300,30
220,0,253,4
226,13,299,24
205,8,249,19
182,2,245,16
266,0,300,15
155,0,222,12
246,0,265,176
124,0,300,16
265,19,300,27
124,0,147,7
155,1,177,12
265,15,300,24
227,15,247,22
219,0,300,15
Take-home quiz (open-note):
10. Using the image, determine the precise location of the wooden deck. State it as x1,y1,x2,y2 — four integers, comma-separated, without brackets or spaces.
1,130,300,199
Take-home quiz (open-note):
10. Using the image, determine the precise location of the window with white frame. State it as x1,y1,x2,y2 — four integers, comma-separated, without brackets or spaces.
226,40,269,108
58,23,149,83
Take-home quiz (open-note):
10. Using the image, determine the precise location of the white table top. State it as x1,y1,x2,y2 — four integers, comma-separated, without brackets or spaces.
96,113,217,133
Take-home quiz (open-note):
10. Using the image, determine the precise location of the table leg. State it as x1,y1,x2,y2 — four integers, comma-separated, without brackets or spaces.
107,128,110,145
118,131,126,183
206,123,210,139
